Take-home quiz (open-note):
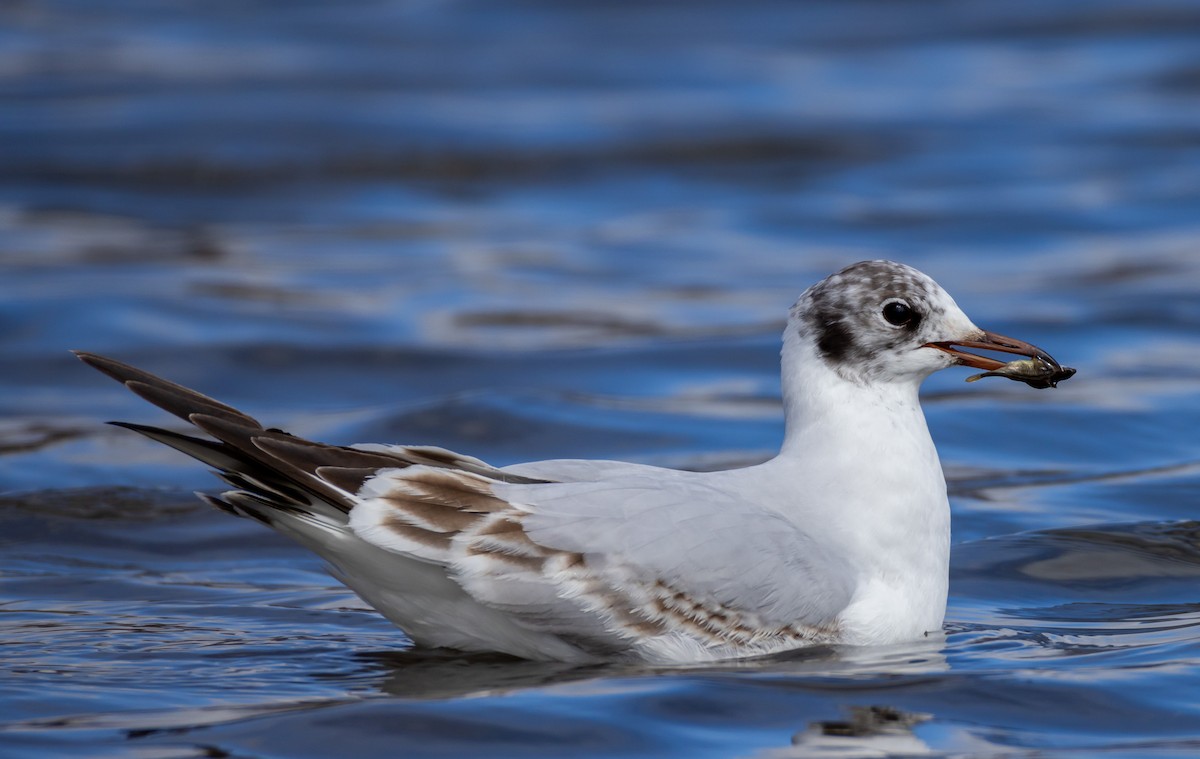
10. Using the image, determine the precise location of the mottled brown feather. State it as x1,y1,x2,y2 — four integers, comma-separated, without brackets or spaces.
464,549,546,572
399,468,511,513
383,495,484,534
75,352,551,537
398,446,550,485
468,525,547,560
475,516,528,537
382,515,454,551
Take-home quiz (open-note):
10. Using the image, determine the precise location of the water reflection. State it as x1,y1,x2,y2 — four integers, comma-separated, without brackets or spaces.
364,636,949,701
768,705,933,758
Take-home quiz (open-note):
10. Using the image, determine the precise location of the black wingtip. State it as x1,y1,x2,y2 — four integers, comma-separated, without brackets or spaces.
107,419,185,436
72,349,107,366
107,420,159,433
75,351,262,427
196,491,244,518
72,350,140,386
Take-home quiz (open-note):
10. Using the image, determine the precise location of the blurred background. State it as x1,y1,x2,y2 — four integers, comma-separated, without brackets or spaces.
4,1,1200,757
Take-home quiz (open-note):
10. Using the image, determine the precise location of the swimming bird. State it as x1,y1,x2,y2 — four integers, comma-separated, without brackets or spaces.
76,260,1068,663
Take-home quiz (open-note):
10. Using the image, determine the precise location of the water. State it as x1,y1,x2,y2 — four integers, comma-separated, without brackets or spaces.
4,0,1200,755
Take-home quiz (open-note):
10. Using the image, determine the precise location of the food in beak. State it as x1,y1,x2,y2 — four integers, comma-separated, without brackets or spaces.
964,356,1076,389
924,330,1076,390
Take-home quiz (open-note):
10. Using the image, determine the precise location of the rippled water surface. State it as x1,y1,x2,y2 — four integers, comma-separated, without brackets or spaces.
5,1,1200,756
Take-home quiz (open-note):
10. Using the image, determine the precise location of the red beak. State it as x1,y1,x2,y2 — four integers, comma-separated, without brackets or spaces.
924,331,1063,372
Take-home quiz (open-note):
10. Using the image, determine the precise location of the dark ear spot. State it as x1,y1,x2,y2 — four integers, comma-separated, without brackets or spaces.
815,318,854,363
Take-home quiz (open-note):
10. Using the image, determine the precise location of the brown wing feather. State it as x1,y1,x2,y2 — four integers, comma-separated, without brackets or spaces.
81,352,839,656
75,353,433,517
75,351,548,523
314,466,385,494
74,351,259,426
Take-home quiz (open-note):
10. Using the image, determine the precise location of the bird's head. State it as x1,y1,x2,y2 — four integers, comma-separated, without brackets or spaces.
789,260,1064,387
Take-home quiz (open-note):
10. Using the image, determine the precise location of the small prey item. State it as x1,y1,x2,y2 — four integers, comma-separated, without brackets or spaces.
965,355,1076,389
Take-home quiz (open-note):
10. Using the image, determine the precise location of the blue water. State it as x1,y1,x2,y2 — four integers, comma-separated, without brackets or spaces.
4,1,1200,756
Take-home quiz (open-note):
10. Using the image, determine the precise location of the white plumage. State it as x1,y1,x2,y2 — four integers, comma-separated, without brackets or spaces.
76,260,1069,663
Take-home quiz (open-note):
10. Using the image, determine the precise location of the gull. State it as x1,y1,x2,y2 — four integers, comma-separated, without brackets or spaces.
75,260,1069,664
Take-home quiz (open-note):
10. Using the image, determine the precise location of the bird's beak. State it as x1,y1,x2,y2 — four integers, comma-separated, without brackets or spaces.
924,330,1062,372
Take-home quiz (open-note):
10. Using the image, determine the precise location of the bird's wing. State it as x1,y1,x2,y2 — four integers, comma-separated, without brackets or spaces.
501,457,670,482
71,351,548,525
351,467,855,657
75,351,853,659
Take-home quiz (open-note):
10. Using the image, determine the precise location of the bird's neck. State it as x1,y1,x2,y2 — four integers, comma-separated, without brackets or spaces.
775,352,943,507
773,334,950,640
778,336,929,457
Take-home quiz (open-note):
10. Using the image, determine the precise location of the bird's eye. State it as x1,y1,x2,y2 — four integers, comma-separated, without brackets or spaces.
882,300,915,326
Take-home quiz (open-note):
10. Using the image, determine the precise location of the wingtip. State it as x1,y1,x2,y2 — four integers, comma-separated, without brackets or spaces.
107,420,153,433
71,349,105,363
71,349,100,368
71,350,136,384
